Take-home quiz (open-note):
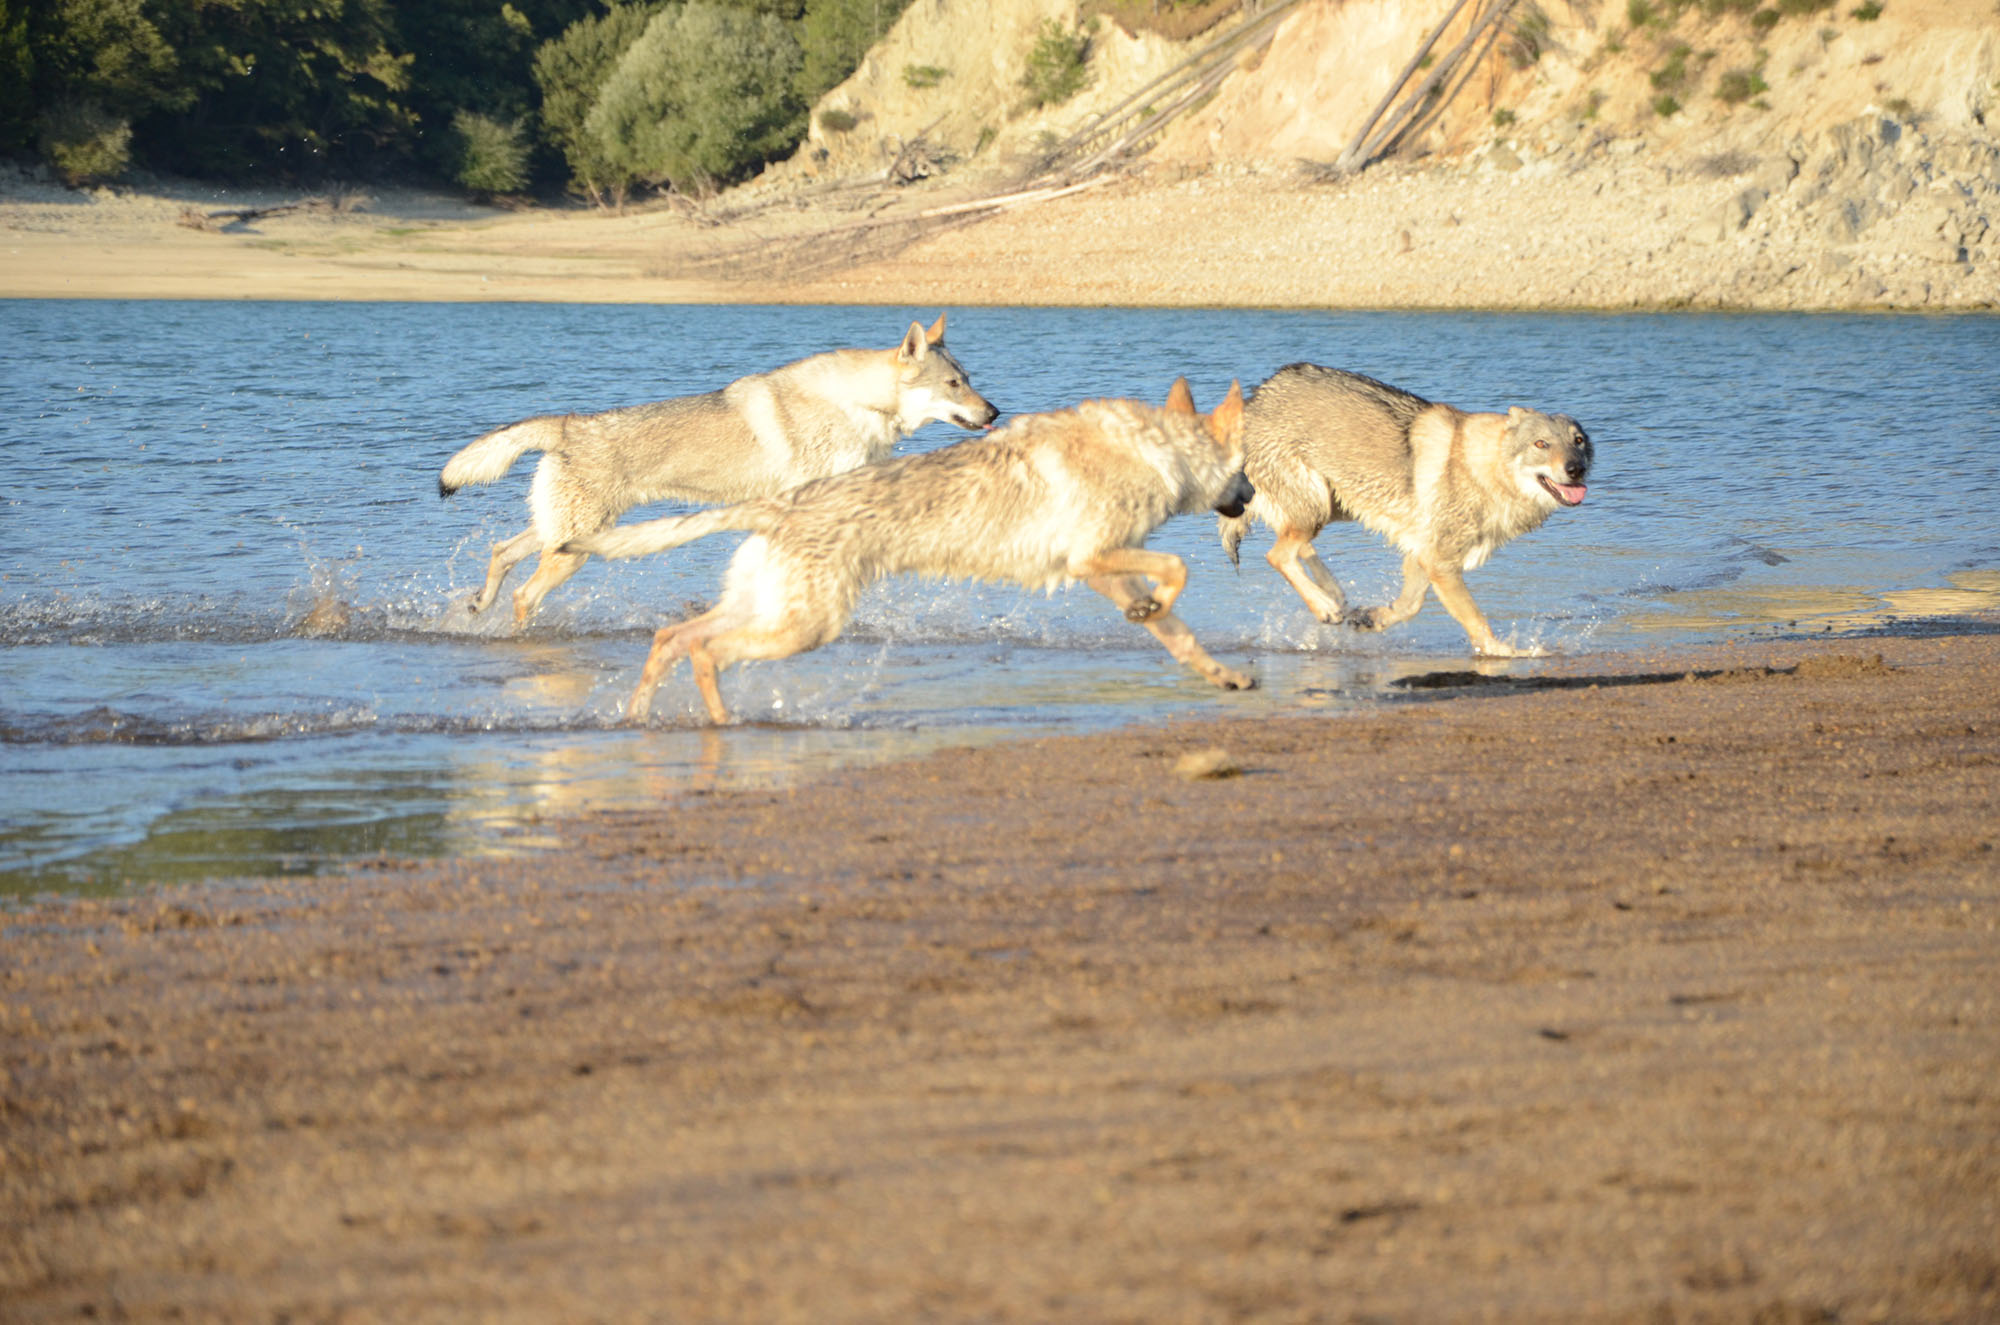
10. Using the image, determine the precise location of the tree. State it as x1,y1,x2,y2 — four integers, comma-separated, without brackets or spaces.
533,2,659,204
583,3,805,195
795,0,910,106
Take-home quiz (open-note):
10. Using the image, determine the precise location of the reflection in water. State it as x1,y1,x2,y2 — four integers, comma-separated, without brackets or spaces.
1622,571,2000,635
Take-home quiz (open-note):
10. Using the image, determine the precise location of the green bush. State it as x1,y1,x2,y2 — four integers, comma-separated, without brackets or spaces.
1716,67,1769,104
1492,108,1516,126
1750,6,1781,28
452,110,530,194
1777,0,1833,13
1020,19,1090,109
1850,0,1882,16
584,3,805,195
903,63,948,89
38,100,131,186
818,106,858,131
534,3,657,205
1652,93,1682,116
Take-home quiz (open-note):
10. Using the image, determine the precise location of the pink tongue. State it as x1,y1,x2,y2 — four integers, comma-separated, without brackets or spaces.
1553,482,1586,505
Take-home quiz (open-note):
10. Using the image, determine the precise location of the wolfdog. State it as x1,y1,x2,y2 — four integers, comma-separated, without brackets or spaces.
436,314,998,624
563,379,1257,723
1218,364,1591,658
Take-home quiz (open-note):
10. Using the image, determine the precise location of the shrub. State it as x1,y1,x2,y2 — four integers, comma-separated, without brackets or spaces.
1626,0,1655,26
1652,93,1682,115
903,63,948,89
818,106,858,132
1021,19,1091,109
1580,88,1605,120
1508,4,1551,67
1651,42,1693,90
38,101,131,186
451,111,529,195
1850,0,1882,16
1492,108,1516,126
585,3,805,196
1777,0,1834,14
1750,7,1782,28
1716,67,1769,103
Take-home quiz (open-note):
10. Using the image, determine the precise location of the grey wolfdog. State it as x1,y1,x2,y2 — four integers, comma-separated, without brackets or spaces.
1218,364,1592,658
436,314,999,625
564,379,1257,724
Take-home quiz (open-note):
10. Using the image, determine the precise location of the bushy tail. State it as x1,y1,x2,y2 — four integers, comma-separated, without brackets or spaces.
562,501,782,561
1217,510,1251,567
438,418,556,497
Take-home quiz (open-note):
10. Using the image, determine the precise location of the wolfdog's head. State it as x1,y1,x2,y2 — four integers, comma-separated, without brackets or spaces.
1165,377,1253,517
1504,407,1592,510
894,313,1001,433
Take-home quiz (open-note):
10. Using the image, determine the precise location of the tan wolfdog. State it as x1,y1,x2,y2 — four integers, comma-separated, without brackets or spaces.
1218,364,1592,657
437,315,998,624
565,379,1256,724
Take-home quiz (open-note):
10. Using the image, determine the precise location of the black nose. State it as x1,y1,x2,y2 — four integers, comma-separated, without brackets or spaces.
1213,472,1254,519
1564,459,1586,481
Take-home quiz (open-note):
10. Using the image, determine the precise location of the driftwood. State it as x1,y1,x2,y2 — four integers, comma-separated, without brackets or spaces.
1330,0,1521,174
177,198,348,232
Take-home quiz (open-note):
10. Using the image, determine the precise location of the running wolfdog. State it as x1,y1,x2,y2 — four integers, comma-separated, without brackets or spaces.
565,379,1256,723
1218,364,1592,657
437,315,998,625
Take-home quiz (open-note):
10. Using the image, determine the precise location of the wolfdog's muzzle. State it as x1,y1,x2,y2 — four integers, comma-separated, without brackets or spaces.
1213,472,1254,519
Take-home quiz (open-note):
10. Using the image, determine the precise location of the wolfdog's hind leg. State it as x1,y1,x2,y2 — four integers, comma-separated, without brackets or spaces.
1266,529,1347,624
629,617,707,722
468,527,539,615
1087,576,1254,691
512,550,589,625
1347,554,1429,632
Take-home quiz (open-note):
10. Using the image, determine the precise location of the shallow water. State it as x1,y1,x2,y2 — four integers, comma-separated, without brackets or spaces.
4,301,1997,894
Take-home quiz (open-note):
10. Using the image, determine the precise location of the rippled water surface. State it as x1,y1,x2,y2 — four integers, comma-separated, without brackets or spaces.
4,301,1997,893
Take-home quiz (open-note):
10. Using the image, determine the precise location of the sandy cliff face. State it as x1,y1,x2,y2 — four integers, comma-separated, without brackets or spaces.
782,0,1998,182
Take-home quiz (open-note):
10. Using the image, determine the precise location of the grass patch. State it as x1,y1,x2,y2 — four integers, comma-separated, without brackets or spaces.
1653,93,1683,116
818,107,858,133
1493,108,1517,126
1850,0,1882,14
1717,66,1769,103
903,64,948,89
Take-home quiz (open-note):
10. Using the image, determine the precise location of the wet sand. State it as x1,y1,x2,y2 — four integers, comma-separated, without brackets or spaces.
4,631,1998,1321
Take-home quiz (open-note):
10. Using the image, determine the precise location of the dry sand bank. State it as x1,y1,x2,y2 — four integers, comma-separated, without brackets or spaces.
5,149,1996,309
4,631,1997,1321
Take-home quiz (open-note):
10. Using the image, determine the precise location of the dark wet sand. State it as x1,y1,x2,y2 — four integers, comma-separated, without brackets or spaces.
4,632,1998,1322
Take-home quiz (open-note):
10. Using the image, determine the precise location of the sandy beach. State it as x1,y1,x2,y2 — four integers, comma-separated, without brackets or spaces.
4,631,1997,1320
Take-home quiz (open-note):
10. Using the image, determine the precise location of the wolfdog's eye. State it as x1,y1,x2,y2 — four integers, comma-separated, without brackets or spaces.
947,378,962,389
1534,439,1550,450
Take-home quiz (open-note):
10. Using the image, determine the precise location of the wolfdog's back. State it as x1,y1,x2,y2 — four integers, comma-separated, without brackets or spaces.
1247,365,1433,524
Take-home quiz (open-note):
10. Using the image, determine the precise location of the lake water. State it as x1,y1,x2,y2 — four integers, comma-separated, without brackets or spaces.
4,300,1997,895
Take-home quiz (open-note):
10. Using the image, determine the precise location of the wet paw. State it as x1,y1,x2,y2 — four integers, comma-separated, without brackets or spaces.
1344,607,1386,632
1214,669,1257,691
1124,596,1162,623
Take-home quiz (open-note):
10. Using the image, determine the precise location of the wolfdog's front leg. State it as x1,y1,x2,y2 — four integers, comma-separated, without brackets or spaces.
1266,528,1348,625
1075,548,1188,621
1086,575,1254,691
1427,564,1545,658
1347,554,1429,632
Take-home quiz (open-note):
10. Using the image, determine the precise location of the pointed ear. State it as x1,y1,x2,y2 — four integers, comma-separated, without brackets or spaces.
1209,379,1245,438
925,312,947,346
1506,405,1528,422
1165,377,1196,415
898,320,929,362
